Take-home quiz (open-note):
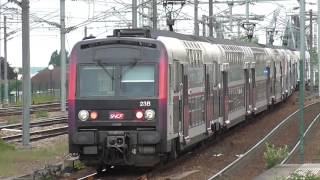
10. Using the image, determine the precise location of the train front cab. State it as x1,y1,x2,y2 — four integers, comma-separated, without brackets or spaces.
68,36,170,168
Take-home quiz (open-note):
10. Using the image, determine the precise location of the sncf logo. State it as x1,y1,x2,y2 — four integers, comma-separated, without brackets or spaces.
109,112,125,120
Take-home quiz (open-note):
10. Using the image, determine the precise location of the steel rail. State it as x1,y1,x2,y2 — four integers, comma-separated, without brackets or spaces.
77,172,98,180
0,102,67,116
281,112,320,164
0,116,67,130
208,101,320,180
2,125,68,142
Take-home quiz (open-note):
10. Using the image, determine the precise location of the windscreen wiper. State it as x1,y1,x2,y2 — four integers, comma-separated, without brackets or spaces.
120,58,139,79
95,60,114,80
96,60,115,90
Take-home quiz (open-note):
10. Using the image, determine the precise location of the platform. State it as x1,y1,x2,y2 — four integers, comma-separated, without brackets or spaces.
254,164,320,179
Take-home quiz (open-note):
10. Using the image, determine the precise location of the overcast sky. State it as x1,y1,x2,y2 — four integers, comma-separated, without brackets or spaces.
0,0,317,68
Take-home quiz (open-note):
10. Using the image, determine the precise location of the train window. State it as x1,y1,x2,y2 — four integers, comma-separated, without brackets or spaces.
78,66,115,97
228,64,243,82
120,65,155,97
256,62,266,77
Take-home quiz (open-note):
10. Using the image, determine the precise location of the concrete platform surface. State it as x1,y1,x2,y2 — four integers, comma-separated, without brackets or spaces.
254,164,320,180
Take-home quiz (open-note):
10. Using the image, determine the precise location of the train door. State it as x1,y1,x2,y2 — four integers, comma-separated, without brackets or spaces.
266,62,271,105
251,62,256,112
280,62,283,98
213,63,220,129
221,63,229,124
289,61,292,93
293,62,298,89
287,60,291,95
244,62,251,115
173,61,183,143
205,65,213,134
285,59,290,97
182,65,190,143
272,61,276,102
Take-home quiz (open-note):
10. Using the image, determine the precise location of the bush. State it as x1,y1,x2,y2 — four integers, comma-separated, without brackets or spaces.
73,160,85,170
35,110,49,118
264,143,289,169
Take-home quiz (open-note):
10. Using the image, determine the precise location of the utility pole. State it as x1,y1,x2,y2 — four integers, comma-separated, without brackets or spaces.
228,2,233,33
18,0,31,147
202,15,206,37
238,21,241,38
152,0,157,30
60,0,66,112
132,0,137,28
194,0,199,36
84,26,87,38
309,10,313,50
318,0,320,97
3,16,7,106
0,0,2,108
309,9,313,92
209,0,213,37
299,0,305,163
246,0,249,23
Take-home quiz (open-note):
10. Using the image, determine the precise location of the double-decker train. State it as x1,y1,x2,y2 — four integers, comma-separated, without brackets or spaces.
68,29,310,170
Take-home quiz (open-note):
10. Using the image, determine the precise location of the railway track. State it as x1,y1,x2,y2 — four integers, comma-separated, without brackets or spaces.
1,116,68,142
0,116,67,130
71,96,320,180
0,102,65,116
208,102,320,180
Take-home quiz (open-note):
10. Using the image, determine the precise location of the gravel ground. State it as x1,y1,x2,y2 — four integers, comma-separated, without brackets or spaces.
2,92,318,180
227,100,320,180
149,92,319,180
0,111,67,124
17,134,68,150
286,112,320,164
0,111,67,137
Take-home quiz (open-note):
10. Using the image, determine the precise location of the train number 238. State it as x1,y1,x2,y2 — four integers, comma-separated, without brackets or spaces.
139,101,151,107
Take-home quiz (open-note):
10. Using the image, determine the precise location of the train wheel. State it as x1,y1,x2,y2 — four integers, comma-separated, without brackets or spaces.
96,164,106,174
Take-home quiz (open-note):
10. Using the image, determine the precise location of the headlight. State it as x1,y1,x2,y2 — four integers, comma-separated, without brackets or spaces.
135,110,144,120
78,110,89,121
90,111,98,120
145,109,155,121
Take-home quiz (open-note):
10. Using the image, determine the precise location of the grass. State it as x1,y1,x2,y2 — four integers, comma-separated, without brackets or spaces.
0,139,68,177
31,95,58,105
15,95,59,106
6,116,21,124
35,110,49,118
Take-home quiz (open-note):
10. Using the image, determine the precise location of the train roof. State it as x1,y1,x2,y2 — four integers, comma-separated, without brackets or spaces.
150,30,264,48
89,28,296,51
150,30,299,51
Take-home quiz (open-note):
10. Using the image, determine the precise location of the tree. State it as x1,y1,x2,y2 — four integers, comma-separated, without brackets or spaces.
48,50,69,66
0,57,17,80
310,48,318,66
239,35,259,44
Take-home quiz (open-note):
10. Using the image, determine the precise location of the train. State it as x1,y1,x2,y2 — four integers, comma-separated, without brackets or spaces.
68,28,310,170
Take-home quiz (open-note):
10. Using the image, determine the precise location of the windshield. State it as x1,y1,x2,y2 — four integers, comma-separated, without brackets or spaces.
79,66,115,97
120,65,155,97
78,64,156,98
